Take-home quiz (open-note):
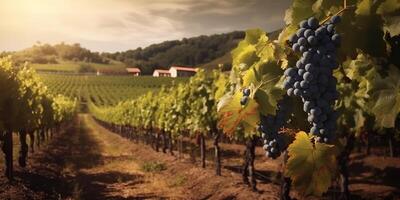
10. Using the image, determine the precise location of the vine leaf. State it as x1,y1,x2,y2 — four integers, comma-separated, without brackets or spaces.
376,0,400,15
217,91,259,137
285,132,337,197
369,65,400,128
356,0,373,15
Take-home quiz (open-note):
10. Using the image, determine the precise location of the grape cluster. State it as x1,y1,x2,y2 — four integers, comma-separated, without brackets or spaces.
240,88,251,105
259,99,289,159
284,16,341,143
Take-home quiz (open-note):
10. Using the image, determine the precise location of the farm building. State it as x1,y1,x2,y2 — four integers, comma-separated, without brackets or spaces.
169,66,197,77
126,68,141,76
153,69,171,77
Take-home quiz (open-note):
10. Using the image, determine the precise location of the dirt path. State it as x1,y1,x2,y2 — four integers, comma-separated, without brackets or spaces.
0,114,398,200
0,114,186,199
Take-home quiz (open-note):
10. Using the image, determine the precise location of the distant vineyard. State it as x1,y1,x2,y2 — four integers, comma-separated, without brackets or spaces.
39,74,188,106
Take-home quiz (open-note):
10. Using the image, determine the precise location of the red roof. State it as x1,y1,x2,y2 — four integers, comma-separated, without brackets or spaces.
154,69,170,74
126,68,141,73
170,66,197,72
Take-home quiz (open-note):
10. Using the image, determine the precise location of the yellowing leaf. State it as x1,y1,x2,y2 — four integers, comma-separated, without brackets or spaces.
285,132,337,197
356,0,372,15
218,92,259,137
376,0,400,15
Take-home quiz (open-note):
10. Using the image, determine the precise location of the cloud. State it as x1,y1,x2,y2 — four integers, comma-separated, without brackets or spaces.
0,0,290,52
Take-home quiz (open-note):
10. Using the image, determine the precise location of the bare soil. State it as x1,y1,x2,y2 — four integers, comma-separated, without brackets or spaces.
0,114,399,200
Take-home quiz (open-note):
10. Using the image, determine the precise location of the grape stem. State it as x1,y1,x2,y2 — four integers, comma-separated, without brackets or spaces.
319,0,355,25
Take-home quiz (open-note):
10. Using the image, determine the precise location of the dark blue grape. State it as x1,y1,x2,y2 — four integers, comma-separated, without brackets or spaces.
287,88,294,96
303,72,313,81
300,20,309,28
332,34,341,46
240,96,248,105
327,24,335,33
284,67,297,77
297,28,306,37
298,69,305,76
308,17,319,29
283,80,292,89
289,34,299,44
299,46,306,53
304,29,314,38
305,63,314,72
310,126,319,134
292,43,300,52
304,101,314,112
243,88,251,96
296,60,303,68
300,80,309,88
294,88,302,96
294,81,301,89
298,37,307,46
330,15,341,24
310,107,322,116
307,36,317,45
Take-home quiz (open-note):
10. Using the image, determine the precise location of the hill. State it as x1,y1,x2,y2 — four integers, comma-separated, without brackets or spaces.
103,31,245,74
1,30,286,74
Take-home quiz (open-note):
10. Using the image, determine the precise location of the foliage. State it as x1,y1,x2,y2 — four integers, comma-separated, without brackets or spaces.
89,69,227,142
0,56,77,132
286,132,338,196
217,29,286,139
217,0,400,197
9,42,109,65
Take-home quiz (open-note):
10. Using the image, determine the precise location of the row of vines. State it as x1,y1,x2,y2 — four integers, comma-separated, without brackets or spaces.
40,74,187,106
89,0,399,199
0,56,77,181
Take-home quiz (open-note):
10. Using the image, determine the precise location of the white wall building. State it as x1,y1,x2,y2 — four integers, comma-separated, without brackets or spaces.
169,66,197,77
153,69,171,77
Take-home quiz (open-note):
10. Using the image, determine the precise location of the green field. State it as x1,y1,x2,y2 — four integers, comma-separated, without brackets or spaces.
39,74,188,107
31,60,127,73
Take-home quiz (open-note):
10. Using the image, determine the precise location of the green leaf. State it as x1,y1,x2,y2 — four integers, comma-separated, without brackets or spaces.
284,0,315,25
231,43,257,71
244,29,265,45
286,132,337,197
243,67,260,87
369,65,400,128
218,92,259,137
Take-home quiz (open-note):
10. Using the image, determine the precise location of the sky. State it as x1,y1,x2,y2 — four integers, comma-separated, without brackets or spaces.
0,0,291,52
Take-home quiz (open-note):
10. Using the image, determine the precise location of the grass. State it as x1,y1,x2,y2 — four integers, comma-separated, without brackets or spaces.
169,174,187,187
140,161,167,173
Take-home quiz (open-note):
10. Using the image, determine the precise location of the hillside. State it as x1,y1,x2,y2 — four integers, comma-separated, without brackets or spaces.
103,31,245,74
1,30,287,74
